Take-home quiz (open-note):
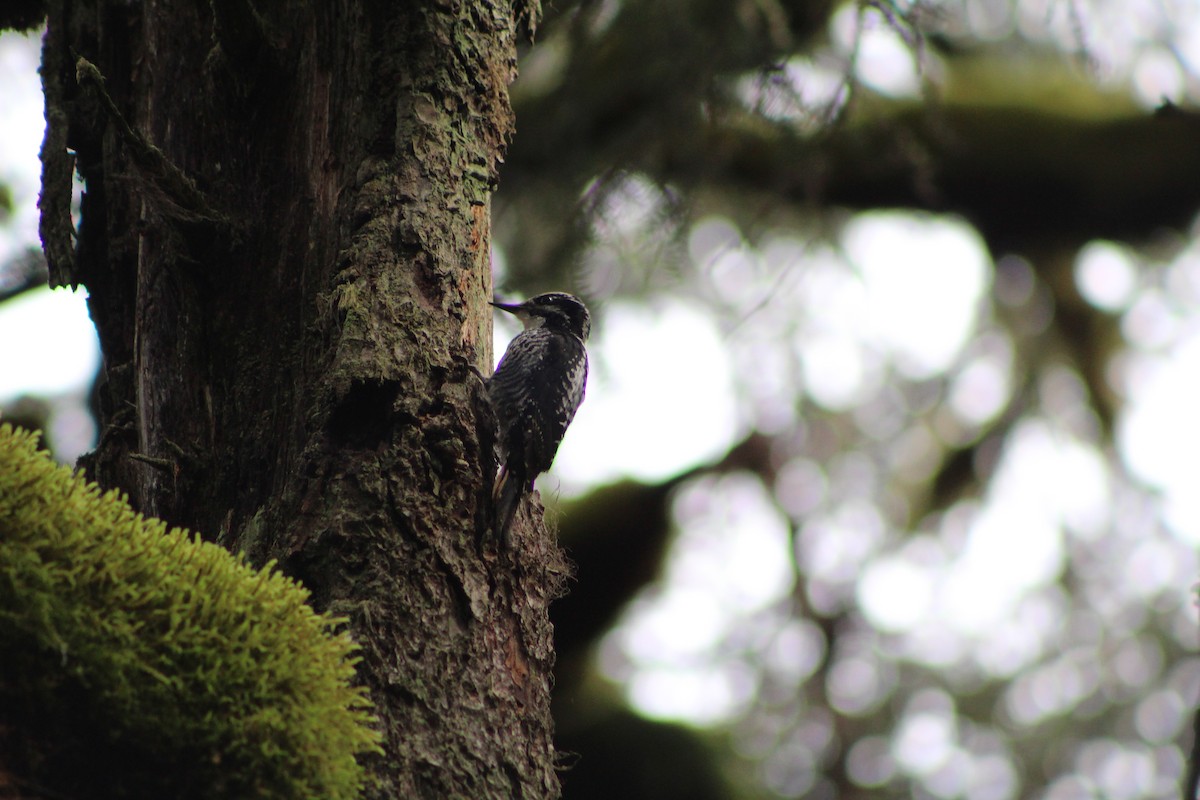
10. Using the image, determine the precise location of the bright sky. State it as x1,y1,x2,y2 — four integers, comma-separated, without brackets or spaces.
0,31,101,462
2,16,1198,770
0,30,42,257
0,286,97,396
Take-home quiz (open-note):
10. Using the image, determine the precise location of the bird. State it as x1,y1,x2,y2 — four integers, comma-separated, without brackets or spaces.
488,292,591,540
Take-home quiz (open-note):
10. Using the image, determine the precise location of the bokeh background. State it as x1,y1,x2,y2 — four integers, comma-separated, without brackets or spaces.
4,0,1200,796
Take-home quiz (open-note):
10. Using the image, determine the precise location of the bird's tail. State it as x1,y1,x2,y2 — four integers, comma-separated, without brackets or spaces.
493,465,525,544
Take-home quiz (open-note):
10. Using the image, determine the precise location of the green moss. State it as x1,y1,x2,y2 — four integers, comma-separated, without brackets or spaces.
0,424,381,798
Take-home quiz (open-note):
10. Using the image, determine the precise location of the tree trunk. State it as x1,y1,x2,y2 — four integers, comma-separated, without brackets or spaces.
40,0,561,797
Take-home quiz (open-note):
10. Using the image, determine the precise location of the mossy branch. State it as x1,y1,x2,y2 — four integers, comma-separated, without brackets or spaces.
0,424,381,799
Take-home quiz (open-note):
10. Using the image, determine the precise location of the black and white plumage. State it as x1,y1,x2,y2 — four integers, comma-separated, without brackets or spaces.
488,292,590,539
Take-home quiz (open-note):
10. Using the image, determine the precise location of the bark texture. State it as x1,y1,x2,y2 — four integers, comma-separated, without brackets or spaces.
40,0,561,797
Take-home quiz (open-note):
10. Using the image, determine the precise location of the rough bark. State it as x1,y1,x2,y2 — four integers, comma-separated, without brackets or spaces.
40,0,561,797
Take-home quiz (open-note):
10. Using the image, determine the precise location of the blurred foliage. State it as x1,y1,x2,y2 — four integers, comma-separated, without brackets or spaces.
556,708,737,800
493,0,1200,798
0,395,51,438
0,247,49,302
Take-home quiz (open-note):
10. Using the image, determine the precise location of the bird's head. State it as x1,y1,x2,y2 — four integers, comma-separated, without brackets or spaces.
491,292,591,342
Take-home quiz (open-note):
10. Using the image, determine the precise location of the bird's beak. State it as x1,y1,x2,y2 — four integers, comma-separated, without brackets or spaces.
490,300,524,315
491,299,539,329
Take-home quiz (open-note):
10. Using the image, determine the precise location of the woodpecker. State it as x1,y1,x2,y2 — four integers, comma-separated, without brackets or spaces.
488,292,591,540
